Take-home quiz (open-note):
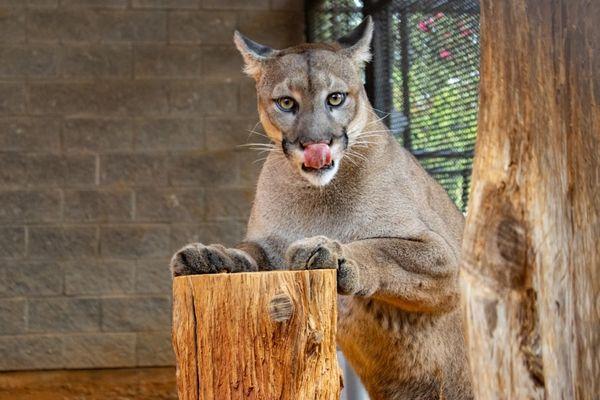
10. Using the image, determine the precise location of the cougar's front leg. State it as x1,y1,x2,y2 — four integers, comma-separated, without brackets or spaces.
286,232,460,313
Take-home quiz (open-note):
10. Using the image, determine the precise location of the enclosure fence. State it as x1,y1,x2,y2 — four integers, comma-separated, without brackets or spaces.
307,0,480,212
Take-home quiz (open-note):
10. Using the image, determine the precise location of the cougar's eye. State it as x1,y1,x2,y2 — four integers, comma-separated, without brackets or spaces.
275,97,296,112
327,92,346,107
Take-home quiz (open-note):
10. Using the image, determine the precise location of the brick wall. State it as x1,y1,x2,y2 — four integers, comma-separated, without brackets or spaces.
0,0,303,371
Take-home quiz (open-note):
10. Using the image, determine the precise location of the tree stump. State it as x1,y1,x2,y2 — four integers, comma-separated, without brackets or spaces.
461,1,599,399
172,270,341,400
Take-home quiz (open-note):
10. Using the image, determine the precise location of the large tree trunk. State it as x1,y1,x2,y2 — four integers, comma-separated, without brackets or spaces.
171,270,341,400
461,1,599,399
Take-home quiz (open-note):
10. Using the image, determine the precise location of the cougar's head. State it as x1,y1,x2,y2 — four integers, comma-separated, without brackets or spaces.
234,17,373,186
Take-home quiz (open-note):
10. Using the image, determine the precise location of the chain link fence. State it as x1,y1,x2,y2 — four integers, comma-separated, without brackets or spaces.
307,0,480,212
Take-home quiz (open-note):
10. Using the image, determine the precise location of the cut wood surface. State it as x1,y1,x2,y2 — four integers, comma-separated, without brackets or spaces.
461,1,599,399
172,270,341,400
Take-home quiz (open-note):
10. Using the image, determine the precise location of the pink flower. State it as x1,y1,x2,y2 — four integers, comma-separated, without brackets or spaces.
435,12,444,19
460,28,473,37
439,49,451,59
418,20,429,32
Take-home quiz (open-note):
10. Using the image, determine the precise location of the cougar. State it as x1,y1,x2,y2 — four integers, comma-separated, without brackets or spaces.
170,17,473,400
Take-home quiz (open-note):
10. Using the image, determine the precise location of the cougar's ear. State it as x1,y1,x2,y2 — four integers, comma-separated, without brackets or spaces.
233,31,277,79
336,16,374,66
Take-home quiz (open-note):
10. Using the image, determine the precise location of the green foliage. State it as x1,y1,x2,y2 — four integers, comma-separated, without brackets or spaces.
400,10,479,211
308,2,480,212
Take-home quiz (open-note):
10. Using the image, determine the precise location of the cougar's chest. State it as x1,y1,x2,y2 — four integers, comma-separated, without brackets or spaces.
267,188,396,242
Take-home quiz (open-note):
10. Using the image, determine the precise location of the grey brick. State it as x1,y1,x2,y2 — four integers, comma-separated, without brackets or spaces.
205,187,254,220
28,82,169,116
0,9,26,44
28,298,101,333
135,188,204,222
0,83,26,115
168,80,203,115
168,151,238,186
0,226,24,257
169,11,236,44
62,118,132,152
0,190,61,223
200,82,238,115
136,331,173,366
237,148,264,186
134,44,202,78
27,9,89,42
203,0,268,9
0,46,58,78
0,0,304,373
27,0,59,6
100,225,170,258
205,117,261,151
0,118,61,152
0,153,96,187
237,11,304,48
132,0,197,8
0,299,26,335
61,44,132,78
102,296,171,332
0,335,64,370
60,0,128,7
239,80,259,116
63,333,136,369
27,9,167,43
0,261,63,296
28,226,97,259
132,118,204,151
98,10,167,42
64,190,132,222
170,221,245,250
65,260,134,295
100,154,168,186
135,259,171,294
202,46,243,81
168,81,237,116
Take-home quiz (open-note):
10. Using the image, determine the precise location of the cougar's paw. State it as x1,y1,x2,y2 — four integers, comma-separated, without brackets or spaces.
170,243,258,277
285,236,360,295
286,236,341,270
336,258,360,296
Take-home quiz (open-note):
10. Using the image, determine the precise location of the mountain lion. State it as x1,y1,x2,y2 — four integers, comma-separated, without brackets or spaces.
170,17,473,400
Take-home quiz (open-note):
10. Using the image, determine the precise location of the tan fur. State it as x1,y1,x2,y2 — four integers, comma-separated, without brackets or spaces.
171,18,473,399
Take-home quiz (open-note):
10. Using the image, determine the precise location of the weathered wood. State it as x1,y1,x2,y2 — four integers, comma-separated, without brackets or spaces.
461,1,599,399
0,368,176,400
172,270,341,400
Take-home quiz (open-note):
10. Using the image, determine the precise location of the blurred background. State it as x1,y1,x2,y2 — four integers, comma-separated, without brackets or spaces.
0,0,479,399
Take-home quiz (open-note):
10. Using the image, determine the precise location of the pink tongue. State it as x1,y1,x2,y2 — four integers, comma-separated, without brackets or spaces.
303,143,332,169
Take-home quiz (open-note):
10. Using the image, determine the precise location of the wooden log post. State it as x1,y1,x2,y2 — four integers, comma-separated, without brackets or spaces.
171,270,341,400
461,1,599,399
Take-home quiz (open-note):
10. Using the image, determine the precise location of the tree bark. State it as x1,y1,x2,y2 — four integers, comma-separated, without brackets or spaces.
172,270,341,400
461,1,599,399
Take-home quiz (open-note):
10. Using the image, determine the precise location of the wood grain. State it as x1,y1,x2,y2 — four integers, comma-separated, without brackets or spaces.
461,1,599,399
172,270,341,400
